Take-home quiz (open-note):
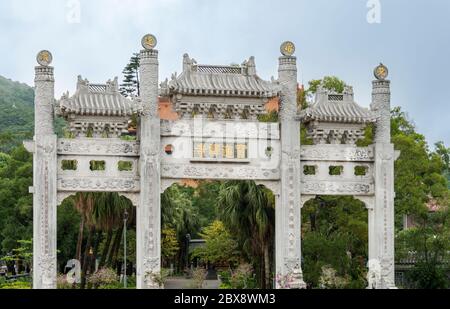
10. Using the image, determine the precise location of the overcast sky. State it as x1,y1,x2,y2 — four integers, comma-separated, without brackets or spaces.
0,0,448,146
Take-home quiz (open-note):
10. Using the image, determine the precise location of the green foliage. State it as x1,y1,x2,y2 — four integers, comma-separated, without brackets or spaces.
191,221,239,266
120,53,140,98
0,146,33,255
302,196,368,289
162,227,179,264
0,279,31,289
318,265,350,289
219,264,257,289
258,111,279,123
0,76,34,152
396,210,449,289
390,107,450,224
87,268,119,289
191,181,221,228
2,239,32,266
217,180,275,288
307,76,347,96
57,200,81,270
0,76,66,152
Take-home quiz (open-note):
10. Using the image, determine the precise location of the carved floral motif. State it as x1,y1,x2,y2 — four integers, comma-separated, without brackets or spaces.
301,181,373,195
57,139,139,156
59,178,139,191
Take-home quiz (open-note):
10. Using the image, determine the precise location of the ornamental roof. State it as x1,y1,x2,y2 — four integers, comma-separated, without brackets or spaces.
298,85,377,124
160,54,281,98
57,76,142,117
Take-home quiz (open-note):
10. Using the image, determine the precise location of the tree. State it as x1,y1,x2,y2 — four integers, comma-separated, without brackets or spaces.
161,228,179,267
191,220,239,267
119,53,140,98
162,184,201,272
302,197,368,288
217,181,275,289
306,76,347,101
396,210,449,288
0,146,33,256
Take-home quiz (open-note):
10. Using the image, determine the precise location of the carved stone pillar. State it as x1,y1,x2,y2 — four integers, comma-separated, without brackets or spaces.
276,44,306,289
32,54,57,289
370,75,397,289
137,39,161,289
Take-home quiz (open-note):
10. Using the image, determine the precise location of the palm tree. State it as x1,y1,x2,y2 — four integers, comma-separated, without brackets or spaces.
72,192,96,261
162,185,201,272
92,193,133,269
71,191,134,288
217,180,275,289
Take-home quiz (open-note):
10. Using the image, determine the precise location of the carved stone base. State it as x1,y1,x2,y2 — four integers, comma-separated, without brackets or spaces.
290,271,307,289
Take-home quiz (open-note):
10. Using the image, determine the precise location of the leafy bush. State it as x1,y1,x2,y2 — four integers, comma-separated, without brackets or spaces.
191,221,239,267
318,265,349,289
57,274,77,289
0,280,31,289
218,264,258,289
275,272,296,289
190,268,207,289
87,268,118,289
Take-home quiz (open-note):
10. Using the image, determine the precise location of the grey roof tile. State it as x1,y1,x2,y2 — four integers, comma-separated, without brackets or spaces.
162,54,281,98
58,76,142,117
299,85,377,124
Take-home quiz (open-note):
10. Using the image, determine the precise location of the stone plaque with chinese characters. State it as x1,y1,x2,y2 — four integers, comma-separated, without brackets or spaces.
193,141,248,160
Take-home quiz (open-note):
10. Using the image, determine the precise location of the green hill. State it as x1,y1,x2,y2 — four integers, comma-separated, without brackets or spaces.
0,75,66,152
0,76,34,152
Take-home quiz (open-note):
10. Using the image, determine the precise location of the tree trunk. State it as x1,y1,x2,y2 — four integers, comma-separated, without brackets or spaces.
98,229,113,269
75,216,85,261
109,226,123,268
89,231,103,275
80,226,95,289
264,243,270,289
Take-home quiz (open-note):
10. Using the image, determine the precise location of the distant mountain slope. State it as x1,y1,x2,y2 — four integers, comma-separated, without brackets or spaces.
0,76,34,152
0,75,69,152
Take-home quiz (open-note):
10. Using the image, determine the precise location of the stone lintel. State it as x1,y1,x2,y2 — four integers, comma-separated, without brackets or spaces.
301,145,375,162
57,138,140,156
57,176,140,192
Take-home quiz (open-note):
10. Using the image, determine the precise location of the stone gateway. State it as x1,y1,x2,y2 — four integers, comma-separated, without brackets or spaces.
26,36,398,289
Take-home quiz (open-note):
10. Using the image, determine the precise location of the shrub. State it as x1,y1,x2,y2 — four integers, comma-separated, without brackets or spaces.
318,265,349,289
57,274,76,289
87,268,118,289
0,280,31,289
275,272,295,289
190,268,207,289
229,264,257,289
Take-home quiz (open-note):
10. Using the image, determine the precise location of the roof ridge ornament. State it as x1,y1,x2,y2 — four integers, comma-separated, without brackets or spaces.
76,75,89,93
245,56,256,75
183,53,197,72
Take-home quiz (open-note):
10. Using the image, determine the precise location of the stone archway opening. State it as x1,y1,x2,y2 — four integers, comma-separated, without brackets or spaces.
160,179,276,289
56,192,135,289
301,195,368,289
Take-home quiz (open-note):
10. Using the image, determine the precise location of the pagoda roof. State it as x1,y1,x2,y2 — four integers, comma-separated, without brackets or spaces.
161,54,280,98
298,85,377,124
57,76,142,117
